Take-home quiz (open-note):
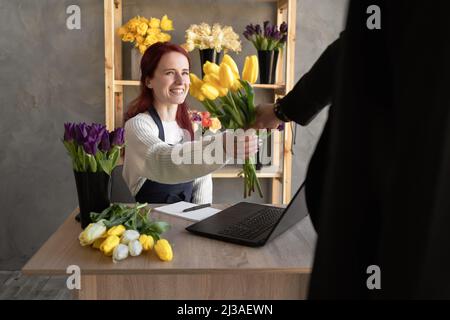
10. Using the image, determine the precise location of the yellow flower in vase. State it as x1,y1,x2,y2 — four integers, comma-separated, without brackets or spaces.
160,15,174,31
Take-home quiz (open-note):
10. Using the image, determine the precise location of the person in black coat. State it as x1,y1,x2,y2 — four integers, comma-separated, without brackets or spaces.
253,0,450,299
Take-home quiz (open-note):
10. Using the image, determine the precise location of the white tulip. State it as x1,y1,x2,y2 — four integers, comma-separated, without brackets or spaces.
128,239,143,257
112,244,129,263
120,230,140,245
78,222,106,246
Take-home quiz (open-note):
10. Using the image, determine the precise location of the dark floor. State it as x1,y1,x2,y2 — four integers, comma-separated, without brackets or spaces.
0,271,73,300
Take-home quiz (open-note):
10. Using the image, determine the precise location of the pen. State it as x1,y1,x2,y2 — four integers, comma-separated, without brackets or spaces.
182,203,211,212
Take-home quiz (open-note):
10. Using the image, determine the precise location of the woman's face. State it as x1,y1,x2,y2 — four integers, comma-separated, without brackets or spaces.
147,51,190,107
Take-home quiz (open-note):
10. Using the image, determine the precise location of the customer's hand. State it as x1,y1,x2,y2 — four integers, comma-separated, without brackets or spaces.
222,130,259,160
252,103,283,129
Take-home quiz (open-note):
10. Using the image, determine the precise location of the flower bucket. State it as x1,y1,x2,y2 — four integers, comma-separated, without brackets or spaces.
74,171,111,229
257,50,279,84
199,49,222,78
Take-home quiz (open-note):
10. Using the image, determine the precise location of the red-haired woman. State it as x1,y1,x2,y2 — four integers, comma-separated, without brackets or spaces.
123,42,257,204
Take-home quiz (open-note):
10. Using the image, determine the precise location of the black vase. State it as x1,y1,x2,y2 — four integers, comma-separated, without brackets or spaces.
257,50,279,84
199,49,222,78
74,171,111,229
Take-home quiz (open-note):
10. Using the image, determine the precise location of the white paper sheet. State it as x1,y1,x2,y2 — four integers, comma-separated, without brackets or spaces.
154,201,221,222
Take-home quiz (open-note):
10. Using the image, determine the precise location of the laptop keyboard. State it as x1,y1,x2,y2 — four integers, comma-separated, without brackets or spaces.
218,207,284,240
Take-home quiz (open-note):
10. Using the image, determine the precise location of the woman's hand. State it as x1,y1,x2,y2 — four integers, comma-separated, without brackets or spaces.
222,130,259,161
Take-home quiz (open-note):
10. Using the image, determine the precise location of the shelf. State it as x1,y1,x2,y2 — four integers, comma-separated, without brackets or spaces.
212,166,282,178
104,0,296,203
113,80,286,94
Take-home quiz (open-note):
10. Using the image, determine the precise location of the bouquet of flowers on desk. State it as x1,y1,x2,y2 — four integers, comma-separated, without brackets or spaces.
189,54,264,198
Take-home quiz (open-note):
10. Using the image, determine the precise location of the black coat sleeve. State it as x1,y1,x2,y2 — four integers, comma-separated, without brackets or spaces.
279,36,341,126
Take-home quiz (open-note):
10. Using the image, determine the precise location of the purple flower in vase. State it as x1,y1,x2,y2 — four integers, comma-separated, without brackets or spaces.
254,24,262,35
110,127,125,147
74,123,88,145
99,130,110,152
83,136,99,155
280,22,288,34
64,123,75,142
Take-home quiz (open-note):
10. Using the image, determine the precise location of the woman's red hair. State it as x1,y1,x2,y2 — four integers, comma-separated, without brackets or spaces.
126,42,193,140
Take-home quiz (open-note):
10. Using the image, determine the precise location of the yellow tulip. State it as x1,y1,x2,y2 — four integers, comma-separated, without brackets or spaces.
242,55,259,84
203,74,228,97
154,239,173,262
139,234,154,251
127,18,139,32
160,15,174,31
135,35,144,45
219,63,235,89
92,235,107,249
149,18,160,29
190,73,203,89
222,54,240,79
79,222,106,247
200,83,220,100
107,225,126,237
100,235,120,256
203,61,220,76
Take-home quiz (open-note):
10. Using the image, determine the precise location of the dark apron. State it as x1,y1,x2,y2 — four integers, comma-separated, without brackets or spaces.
135,107,194,204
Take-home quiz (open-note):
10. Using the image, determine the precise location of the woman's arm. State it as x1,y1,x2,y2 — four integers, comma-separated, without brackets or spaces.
124,115,228,184
191,174,212,204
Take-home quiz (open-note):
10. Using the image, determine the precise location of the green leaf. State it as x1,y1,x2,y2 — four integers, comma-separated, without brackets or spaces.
87,154,97,172
260,38,268,51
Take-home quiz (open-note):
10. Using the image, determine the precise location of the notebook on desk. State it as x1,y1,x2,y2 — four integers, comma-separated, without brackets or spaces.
155,201,222,222
186,182,309,247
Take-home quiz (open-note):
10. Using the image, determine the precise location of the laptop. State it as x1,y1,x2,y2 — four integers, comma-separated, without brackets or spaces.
185,182,309,247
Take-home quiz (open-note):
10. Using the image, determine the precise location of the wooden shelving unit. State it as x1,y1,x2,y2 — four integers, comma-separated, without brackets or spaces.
104,0,296,204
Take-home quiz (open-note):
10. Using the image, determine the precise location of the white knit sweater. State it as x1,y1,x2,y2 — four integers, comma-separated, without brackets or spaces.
122,112,227,204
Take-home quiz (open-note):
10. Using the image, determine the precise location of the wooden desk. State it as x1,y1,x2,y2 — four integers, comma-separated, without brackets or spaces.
22,204,316,299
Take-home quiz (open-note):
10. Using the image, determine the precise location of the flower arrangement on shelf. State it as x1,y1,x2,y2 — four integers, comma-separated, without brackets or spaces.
183,23,242,53
189,54,267,198
118,15,174,54
63,123,124,176
243,21,288,51
189,110,222,135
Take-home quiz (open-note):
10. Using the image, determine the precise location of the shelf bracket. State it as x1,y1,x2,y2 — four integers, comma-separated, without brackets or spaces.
114,0,120,9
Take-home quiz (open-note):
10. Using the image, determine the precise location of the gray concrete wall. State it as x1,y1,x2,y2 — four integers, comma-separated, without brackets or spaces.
0,0,346,270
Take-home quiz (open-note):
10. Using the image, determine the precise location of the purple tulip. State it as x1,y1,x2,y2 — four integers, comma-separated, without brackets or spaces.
110,127,124,147
280,22,288,34
64,123,75,142
99,130,110,152
255,24,261,35
243,30,251,40
82,134,99,155
74,123,88,145
272,30,281,41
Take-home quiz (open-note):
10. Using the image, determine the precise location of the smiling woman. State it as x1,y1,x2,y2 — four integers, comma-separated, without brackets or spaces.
122,42,258,205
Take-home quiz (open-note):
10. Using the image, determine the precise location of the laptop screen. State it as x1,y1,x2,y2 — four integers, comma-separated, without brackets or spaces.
267,183,309,242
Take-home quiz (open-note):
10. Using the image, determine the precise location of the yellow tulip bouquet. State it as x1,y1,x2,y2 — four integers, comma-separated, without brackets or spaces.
118,15,174,54
189,54,262,197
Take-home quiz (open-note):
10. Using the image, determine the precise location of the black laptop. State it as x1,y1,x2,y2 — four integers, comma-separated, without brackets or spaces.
186,183,309,247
